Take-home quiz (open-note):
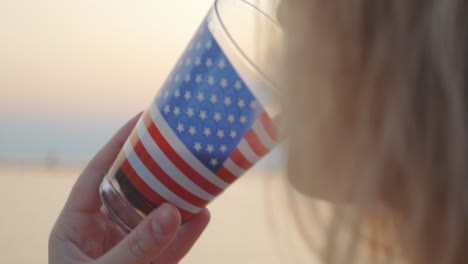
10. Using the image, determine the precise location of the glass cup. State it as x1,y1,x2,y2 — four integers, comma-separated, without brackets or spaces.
100,0,283,232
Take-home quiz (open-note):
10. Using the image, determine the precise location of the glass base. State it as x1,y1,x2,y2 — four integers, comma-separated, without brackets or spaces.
100,175,144,232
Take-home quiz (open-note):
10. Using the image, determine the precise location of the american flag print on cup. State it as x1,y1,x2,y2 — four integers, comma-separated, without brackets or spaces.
114,20,279,220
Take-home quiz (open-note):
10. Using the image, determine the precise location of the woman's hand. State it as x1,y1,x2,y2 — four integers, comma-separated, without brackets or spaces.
49,113,211,264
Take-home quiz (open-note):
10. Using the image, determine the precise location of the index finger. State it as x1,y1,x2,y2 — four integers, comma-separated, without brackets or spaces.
64,112,142,213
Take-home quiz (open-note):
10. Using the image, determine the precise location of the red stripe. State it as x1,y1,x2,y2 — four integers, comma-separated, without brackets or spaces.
229,148,253,170
121,158,194,219
133,139,209,208
245,129,270,157
142,113,224,196
216,166,238,184
259,111,278,141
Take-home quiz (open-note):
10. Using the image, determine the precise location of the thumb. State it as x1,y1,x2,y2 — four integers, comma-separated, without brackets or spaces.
99,203,181,264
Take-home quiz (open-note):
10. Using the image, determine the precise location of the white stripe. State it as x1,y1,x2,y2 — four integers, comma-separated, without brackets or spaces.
136,121,215,201
123,141,201,214
237,140,261,164
252,120,277,150
148,103,230,189
223,158,245,177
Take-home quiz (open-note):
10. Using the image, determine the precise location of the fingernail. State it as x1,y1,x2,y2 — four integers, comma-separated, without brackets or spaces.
151,204,177,237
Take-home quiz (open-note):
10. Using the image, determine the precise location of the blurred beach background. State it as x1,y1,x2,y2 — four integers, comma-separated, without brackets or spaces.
0,0,315,263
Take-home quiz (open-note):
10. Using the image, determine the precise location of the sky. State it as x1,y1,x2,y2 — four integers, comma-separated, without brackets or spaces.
1,0,213,163
0,0,284,167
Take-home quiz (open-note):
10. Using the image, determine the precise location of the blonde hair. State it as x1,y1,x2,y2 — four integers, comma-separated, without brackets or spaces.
280,1,467,264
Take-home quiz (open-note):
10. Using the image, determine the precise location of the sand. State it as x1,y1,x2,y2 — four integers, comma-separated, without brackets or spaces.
0,164,314,264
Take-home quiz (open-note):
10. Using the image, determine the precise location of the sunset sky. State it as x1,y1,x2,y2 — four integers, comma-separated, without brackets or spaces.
0,0,282,166
1,0,216,162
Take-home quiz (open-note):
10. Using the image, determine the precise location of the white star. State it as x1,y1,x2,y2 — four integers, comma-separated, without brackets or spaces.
194,142,202,152
196,41,202,49
234,80,242,90
199,110,207,120
195,75,202,84
224,97,232,106
210,94,218,104
164,90,170,97
220,78,228,88
250,100,258,109
177,123,184,133
197,92,205,102
220,145,227,153
217,130,225,139
164,105,171,114
188,126,196,136
230,130,237,139
173,107,181,116
194,56,201,66
184,91,191,100
239,115,247,124
184,73,191,82
185,58,191,65
210,158,218,167
218,59,226,69
237,99,246,108
227,114,235,123
174,89,181,98
206,58,213,68
207,76,215,86
203,127,211,137
213,112,222,122
206,144,214,153
206,40,213,49
186,108,195,118
175,74,181,82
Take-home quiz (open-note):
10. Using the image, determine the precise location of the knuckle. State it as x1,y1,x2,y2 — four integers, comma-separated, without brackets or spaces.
127,232,148,259
165,255,180,264
150,257,179,264
127,223,171,261
159,247,184,264
150,238,171,254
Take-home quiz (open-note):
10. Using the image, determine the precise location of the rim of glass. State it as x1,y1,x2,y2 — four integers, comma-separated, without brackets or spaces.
213,0,282,88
